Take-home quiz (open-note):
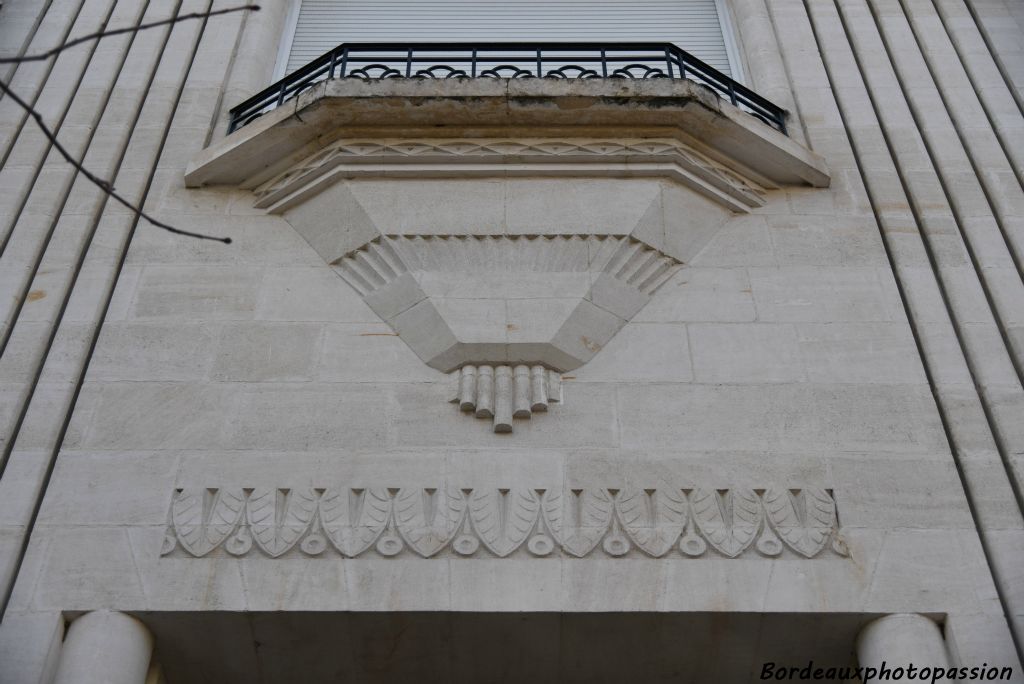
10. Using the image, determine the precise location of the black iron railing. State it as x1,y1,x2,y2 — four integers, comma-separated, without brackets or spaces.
227,42,787,135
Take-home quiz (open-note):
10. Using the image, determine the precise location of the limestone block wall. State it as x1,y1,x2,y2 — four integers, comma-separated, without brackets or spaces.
0,0,1021,681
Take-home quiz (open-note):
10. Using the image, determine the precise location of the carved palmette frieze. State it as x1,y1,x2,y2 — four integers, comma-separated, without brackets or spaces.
318,487,391,557
252,138,768,213
171,487,246,557
615,487,688,558
246,487,318,557
393,486,467,557
469,489,541,557
162,486,847,560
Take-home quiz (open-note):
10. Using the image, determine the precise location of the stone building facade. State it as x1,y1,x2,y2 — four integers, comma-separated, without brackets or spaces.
0,0,1023,682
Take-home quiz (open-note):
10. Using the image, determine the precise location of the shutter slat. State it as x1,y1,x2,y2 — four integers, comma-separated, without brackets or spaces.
285,0,734,76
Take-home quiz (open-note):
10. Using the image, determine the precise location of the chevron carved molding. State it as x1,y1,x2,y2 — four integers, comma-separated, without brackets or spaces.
252,138,768,214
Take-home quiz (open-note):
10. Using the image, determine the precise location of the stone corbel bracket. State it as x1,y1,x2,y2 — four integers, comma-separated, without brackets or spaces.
162,486,849,560
181,78,831,436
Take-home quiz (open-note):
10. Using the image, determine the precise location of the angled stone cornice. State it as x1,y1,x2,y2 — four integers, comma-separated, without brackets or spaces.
252,138,767,214
162,486,849,560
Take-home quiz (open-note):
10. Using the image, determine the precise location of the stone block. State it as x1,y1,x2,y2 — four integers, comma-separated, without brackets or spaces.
767,216,887,266
634,268,756,323
618,383,947,453
389,299,459,368
35,452,179,526
210,322,322,382
30,527,146,610
239,557,346,612
88,322,217,381
587,273,651,321
689,214,777,267
689,323,806,383
449,560,561,611
749,266,902,322
224,384,392,450
827,455,974,529
505,178,661,236
129,265,261,320
82,382,231,450
795,322,928,384
361,272,427,322
572,323,692,383
0,450,48,527
256,267,378,322
343,560,451,611
548,300,626,367
316,323,442,383
348,178,505,235
281,181,380,264
864,529,1000,614
661,182,733,263
389,382,618,448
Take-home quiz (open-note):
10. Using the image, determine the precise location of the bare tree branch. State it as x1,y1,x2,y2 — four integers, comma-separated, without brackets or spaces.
0,5,260,63
0,79,231,243
0,4,264,244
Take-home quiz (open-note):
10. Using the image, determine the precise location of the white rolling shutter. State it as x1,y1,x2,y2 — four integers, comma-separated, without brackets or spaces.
284,0,736,76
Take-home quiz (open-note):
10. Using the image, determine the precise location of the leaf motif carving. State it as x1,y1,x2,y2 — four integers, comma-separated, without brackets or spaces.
690,489,762,558
763,488,836,558
614,487,687,558
393,486,466,557
171,488,246,557
319,488,391,557
246,488,318,558
469,489,540,557
542,488,613,557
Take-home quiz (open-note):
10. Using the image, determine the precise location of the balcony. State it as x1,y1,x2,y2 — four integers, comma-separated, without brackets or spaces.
185,41,829,433
226,42,788,134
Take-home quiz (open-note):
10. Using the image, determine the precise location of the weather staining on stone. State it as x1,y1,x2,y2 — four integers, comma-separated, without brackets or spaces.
162,486,847,560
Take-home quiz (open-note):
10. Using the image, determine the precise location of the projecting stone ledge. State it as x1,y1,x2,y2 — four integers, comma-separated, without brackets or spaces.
184,77,830,190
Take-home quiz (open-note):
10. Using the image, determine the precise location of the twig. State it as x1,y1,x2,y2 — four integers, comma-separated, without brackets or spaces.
0,78,231,243
0,5,260,63
0,5,265,243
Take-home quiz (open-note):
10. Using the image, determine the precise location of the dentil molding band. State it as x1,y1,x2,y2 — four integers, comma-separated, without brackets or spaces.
162,486,848,560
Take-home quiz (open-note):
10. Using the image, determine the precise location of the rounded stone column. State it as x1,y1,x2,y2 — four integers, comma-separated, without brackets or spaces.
53,611,154,684
858,614,950,680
